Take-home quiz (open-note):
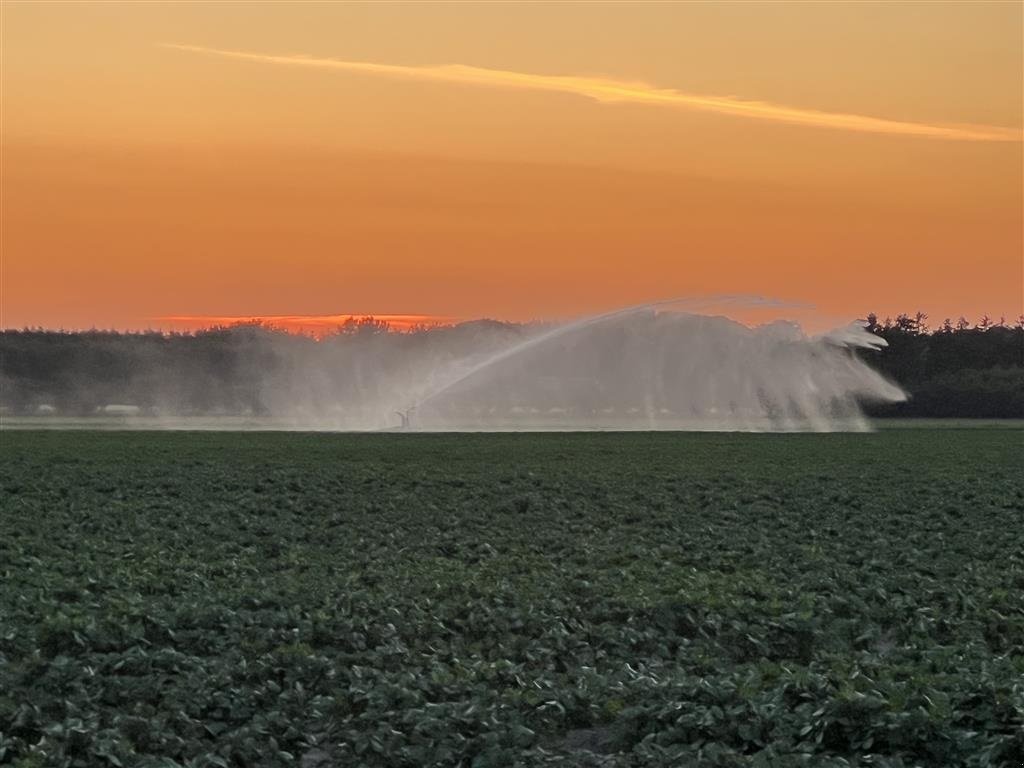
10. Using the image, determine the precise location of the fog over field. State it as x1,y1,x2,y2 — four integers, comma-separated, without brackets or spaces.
1,301,908,432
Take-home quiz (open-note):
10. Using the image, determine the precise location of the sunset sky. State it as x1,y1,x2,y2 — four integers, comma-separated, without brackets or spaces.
2,1,1021,332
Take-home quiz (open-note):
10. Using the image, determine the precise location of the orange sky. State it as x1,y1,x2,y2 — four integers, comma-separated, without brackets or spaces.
160,313,460,337
2,2,1021,331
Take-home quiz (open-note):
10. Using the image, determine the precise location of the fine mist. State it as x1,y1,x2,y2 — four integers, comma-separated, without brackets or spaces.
4,302,910,431
364,309,907,432
0,301,909,431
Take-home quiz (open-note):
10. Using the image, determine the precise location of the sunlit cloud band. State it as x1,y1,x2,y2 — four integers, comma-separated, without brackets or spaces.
165,43,1022,142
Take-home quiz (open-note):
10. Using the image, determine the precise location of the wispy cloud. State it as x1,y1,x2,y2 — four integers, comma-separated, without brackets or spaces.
165,43,1021,142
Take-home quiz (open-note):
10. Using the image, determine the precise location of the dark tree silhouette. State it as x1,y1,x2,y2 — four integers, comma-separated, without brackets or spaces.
1,314,1021,418
860,312,1023,417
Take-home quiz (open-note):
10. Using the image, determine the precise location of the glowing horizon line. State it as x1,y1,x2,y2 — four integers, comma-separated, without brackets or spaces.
164,43,1022,142
157,313,460,326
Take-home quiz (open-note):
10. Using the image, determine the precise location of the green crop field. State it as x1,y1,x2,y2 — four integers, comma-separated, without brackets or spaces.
1,430,1022,767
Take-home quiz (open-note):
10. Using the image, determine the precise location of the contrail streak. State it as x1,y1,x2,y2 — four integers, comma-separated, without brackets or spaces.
164,43,1022,142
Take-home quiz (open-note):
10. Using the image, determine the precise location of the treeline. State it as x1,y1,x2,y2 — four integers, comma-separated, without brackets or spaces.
0,319,523,418
0,313,1021,419
860,313,1023,418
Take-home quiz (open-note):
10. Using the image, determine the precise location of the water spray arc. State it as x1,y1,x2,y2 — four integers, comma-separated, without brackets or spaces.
382,296,903,432
405,295,801,422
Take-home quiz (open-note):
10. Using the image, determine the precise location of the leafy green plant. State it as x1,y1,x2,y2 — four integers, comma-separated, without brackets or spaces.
1,429,1021,766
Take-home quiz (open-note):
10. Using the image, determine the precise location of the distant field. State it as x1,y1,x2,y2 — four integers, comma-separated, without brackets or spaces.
2,430,1022,766
3,415,1023,431
871,418,1024,430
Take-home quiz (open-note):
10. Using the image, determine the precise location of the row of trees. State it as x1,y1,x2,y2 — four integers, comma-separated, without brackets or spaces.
0,320,522,418
0,314,1020,419
860,313,1022,418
